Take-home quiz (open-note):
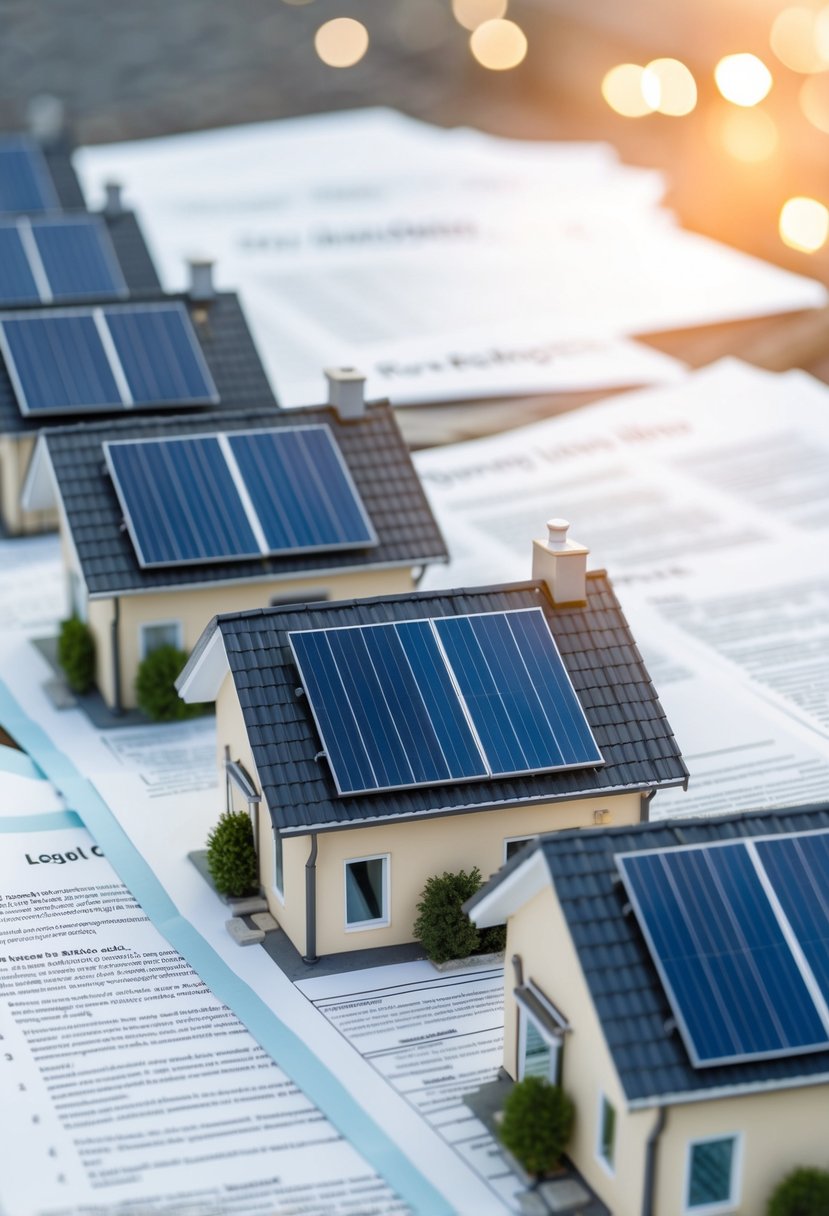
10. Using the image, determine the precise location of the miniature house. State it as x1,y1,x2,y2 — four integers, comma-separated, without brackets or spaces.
24,382,448,711
467,804,829,1216
177,523,687,961
0,123,165,534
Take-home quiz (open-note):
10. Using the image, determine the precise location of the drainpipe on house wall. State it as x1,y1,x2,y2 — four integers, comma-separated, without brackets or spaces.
303,833,319,965
640,789,656,823
641,1106,667,1216
111,597,122,716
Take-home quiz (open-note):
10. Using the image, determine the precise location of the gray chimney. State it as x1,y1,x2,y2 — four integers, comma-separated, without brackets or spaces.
532,519,588,604
103,181,124,216
325,367,366,420
26,94,65,143
187,258,216,302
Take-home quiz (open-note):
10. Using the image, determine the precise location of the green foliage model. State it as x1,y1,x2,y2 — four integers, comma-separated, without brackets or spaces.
57,617,95,694
413,867,505,963
767,1167,829,1216
206,810,258,898
499,1076,575,1179
135,645,202,721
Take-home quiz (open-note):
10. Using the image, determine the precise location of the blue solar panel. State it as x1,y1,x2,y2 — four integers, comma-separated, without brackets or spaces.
0,137,58,213
0,312,122,413
618,842,829,1067
0,303,217,417
104,304,218,406
105,437,260,567
0,225,39,304
435,611,603,775
228,427,376,553
289,608,602,796
32,217,126,300
755,833,829,1007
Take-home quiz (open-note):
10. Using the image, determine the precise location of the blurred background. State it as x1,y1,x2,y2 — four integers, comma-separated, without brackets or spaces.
1,0,827,294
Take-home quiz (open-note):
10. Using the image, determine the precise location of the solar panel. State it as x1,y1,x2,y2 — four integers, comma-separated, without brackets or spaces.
104,425,377,568
755,833,829,1006
0,302,218,417
0,136,58,213
288,607,603,796
0,217,126,306
617,839,829,1068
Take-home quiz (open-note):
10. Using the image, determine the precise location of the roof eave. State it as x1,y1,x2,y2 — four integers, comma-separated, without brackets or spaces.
176,623,228,702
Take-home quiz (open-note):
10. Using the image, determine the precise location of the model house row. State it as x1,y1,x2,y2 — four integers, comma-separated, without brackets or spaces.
468,804,829,1216
177,523,688,960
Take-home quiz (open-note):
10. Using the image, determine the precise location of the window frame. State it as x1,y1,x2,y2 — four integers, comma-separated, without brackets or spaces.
504,835,535,864
343,853,390,932
272,830,285,904
596,1092,617,1176
138,618,183,660
682,1132,743,1215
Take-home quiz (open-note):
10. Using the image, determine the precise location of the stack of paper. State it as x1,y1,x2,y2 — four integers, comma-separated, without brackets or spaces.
76,109,827,406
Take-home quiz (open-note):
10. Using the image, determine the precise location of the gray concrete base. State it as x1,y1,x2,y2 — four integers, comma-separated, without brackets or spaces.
251,911,278,932
226,917,265,946
228,895,269,916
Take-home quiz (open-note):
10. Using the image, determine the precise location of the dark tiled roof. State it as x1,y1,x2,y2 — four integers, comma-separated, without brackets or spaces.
530,806,829,1104
206,574,686,834
0,291,275,437
42,138,86,209
42,401,448,596
102,209,162,293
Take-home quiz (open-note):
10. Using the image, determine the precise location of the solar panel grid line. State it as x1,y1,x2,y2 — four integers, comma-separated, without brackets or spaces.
32,216,128,301
92,308,133,406
16,217,53,302
0,224,39,304
427,617,496,779
0,137,59,212
216,433,270,555
0,311,123,414
750,836,829,1030
103,304,219,406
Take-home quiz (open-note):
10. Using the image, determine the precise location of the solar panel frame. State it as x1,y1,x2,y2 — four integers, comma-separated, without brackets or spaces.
0,223,41,305
104,303,219,407
289,607,603,797
0,136,60,214
30,215,128,301
0,302,218,418
754,831,829,1012
617,837,829,1068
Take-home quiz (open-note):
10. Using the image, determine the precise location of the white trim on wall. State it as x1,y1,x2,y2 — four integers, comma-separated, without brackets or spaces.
138,618,184,660
343,852,390,931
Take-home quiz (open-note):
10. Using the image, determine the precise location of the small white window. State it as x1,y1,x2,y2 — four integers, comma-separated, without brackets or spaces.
273,831,284,903
344,854,389,930
504,835,535,863
597,1093,616,1174
139,620,183,660
684,1134,741,1214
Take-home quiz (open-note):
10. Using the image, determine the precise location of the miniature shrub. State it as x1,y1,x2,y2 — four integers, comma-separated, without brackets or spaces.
767,1167,829,1216
499,1076,574,1179
57,617,95,694
480,923,507,954
135,645,202,722
206,810,258,898
414,867,505,964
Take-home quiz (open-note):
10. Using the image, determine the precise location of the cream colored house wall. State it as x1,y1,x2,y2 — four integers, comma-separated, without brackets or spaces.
504,879,829,1216
87,565,414,710
0,435,57,535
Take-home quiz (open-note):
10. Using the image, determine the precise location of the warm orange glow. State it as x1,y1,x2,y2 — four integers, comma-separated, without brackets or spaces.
780,196,829,252
770,7,827,73
800,72,829,133
717,106,779,161
452,0,508,32
314,18,369,68
469,19,527,70
714,54,773,106
817,6,829,62
601,64,654,117
642,58,697,116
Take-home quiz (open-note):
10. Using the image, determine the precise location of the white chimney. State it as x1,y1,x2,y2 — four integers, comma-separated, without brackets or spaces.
325,367,366,420
26,94,65,143
532,519,588,604
187,258,216,302
103,181,124,216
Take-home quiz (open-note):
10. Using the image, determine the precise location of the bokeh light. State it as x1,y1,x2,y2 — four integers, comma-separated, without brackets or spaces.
452,0,508,33
799,72,829,133
716,106,779,161
314,18,369,68
770,7,827,74
817,6,829,62
714,54,773,106
601,64,654,117
779,196,829,252
469,19,527,70
641,58,697,116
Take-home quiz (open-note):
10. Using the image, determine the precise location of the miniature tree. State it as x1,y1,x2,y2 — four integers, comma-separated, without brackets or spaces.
57,617,95,694
499,1076,575,1179
767,1167,829,1216
413,867,485,963
135,645,201,721
206,810,258,898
